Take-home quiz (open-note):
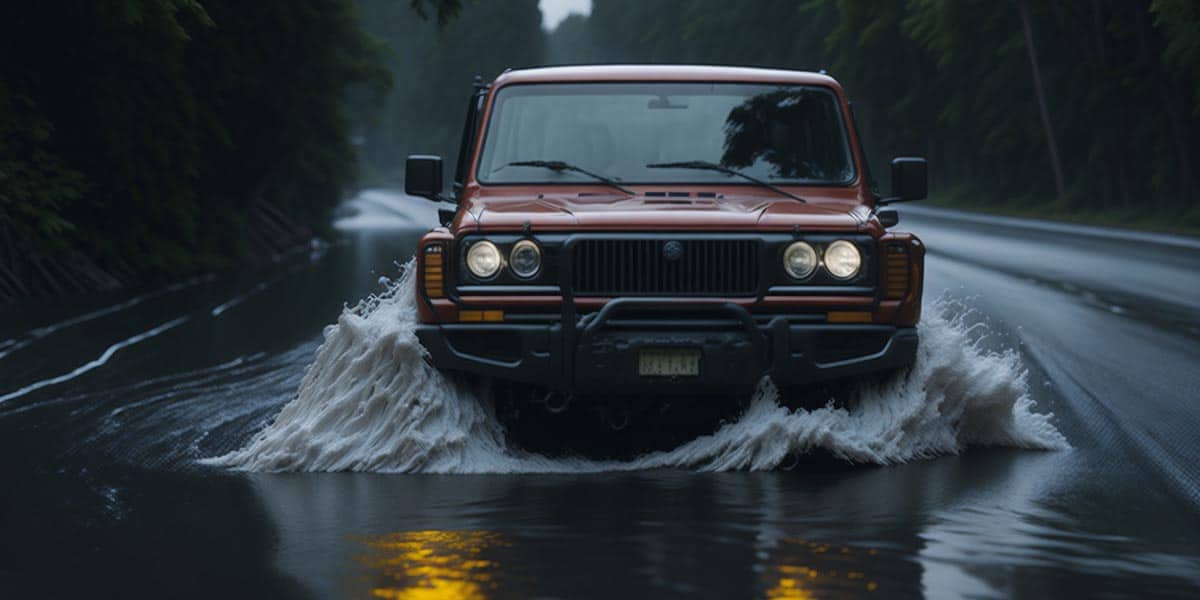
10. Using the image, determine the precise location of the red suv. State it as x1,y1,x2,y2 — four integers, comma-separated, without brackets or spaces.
406,65,926,407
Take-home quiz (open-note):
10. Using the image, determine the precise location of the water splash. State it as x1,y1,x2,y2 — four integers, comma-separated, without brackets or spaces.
203,262,1067,473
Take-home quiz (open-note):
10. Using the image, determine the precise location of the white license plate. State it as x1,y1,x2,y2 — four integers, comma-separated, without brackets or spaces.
638,348,701,377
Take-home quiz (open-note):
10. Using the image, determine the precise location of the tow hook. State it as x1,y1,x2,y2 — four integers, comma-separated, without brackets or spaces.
544,391,572,414
604,406,631,432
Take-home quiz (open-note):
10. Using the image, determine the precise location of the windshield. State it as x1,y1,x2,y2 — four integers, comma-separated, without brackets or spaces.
476,82,856,186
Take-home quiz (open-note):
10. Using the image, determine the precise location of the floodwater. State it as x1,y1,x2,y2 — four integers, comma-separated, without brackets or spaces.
1,191,1198,598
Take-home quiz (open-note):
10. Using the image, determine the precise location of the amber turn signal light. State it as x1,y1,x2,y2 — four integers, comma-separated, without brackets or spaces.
458,310,504,323
423,244,445,298
884,244,909,300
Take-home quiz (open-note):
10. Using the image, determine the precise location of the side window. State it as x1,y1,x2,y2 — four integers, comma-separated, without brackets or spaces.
453,88,487,196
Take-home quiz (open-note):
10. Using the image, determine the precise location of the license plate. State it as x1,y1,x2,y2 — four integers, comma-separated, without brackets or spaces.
638,348,701,377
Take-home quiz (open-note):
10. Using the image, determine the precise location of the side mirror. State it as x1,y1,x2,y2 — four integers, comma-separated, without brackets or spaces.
882,157,927,204
405,155,444,200
877,208,900,228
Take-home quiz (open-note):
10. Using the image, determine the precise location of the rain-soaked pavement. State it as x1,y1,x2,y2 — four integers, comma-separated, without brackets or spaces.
1,191,1198,598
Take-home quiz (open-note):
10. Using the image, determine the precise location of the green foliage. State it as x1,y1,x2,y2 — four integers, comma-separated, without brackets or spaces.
0,89,84,247
1152,0,1200,115
0,0,389,287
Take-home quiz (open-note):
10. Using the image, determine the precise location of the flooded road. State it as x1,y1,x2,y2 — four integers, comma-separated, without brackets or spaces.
2,191,1198,598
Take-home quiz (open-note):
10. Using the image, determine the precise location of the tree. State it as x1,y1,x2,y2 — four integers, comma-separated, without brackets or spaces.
354,0,545,185
1017,0,1067,203
0,0,392,300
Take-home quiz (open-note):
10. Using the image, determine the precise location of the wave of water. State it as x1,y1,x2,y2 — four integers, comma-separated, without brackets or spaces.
203,263,1067,473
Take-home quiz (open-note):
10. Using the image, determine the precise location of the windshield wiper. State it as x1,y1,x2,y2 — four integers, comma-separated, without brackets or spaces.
505,160,634,195
645,160,806,203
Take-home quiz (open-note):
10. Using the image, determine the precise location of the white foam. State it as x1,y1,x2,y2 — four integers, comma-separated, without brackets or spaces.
204,262,1067,473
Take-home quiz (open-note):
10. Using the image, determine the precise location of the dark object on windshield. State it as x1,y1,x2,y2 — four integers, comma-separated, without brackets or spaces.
721,89,851,182
646,160,806,203
505,160,635,195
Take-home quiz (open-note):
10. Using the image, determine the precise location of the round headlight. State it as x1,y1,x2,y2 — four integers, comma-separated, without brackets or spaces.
509,240,542,279
823,240,861,279
465,240,501,279
783,241,818,279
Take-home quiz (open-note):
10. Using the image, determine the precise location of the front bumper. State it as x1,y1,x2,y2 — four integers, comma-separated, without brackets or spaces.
415,299,917,397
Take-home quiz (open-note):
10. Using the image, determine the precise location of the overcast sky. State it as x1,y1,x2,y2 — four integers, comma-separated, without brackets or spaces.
539,0,592,30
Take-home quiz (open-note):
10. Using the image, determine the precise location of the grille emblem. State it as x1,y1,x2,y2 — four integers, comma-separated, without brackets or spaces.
662,240,684,261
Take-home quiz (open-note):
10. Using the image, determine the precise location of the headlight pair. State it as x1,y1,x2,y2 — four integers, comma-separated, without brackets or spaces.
465,240,541,279
783,240,862,280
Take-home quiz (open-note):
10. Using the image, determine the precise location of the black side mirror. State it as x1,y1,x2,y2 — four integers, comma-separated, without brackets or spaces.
877,208,900,228
881,157,927,204
405,155,444,200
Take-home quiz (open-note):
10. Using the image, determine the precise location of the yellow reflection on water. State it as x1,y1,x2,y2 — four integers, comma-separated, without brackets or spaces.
356,530,506,600
762,538,881,598
766,565,819,600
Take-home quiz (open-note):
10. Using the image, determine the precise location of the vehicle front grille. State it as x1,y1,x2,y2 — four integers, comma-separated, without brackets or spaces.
570,238,759,296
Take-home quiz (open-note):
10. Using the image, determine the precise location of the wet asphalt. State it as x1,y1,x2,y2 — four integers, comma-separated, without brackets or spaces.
1,191,1198,599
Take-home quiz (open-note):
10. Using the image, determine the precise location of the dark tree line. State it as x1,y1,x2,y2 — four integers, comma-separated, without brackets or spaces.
1,0,1196,303
0,0,538,302
353,0,544,186
548,0,1200,229
0,0,400,301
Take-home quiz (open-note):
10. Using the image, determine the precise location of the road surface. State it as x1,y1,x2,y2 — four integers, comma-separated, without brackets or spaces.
1,191,1197,598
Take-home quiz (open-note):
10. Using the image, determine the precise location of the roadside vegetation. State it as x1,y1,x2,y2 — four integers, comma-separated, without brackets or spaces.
1,0,1196,302
0,0,469,303
0,0,396,301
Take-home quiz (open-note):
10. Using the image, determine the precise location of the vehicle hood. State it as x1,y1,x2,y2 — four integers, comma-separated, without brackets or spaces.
453,188,872,233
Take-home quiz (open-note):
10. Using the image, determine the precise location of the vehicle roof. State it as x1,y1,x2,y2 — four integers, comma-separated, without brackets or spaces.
492,64,842,89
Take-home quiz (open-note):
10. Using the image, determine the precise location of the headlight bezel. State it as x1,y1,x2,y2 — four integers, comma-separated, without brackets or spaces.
770,235,873,290
457,234,558,286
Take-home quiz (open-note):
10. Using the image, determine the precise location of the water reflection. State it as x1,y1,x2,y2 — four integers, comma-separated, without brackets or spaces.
215,194,1199,598
356,530,506,600
245,458,1200,599
761,539,880,599
721,88,854,182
